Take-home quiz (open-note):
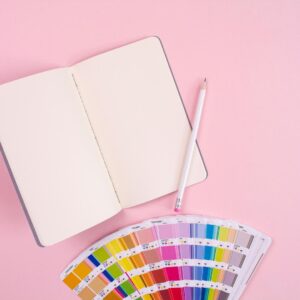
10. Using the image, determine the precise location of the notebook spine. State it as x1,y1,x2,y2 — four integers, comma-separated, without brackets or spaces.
70,71,121,204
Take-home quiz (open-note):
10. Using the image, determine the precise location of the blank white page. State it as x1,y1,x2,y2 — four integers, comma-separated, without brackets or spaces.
73,37,207,208
0,69,120,246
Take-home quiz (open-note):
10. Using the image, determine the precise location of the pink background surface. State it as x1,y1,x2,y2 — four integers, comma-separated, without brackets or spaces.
0,1,299,299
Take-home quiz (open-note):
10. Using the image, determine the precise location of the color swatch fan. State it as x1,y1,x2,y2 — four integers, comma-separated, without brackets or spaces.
61,215,271,300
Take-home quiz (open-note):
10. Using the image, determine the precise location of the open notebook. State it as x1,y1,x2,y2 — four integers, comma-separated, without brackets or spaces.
0,37,206,246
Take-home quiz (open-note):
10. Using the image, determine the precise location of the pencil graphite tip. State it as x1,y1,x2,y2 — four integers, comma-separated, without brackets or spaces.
202,78,207,89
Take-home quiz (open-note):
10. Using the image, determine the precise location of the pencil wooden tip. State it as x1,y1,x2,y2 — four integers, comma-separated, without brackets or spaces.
202,78,207,89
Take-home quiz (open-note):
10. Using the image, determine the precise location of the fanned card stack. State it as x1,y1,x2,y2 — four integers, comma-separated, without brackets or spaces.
61,216,271,300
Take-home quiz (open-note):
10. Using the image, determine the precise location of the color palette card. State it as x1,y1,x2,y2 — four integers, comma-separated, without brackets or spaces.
61,215,271,300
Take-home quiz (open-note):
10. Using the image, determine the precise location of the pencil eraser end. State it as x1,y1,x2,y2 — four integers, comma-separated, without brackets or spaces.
174,208,180,212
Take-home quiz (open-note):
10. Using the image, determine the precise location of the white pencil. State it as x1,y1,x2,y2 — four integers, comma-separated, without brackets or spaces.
175,78,207,211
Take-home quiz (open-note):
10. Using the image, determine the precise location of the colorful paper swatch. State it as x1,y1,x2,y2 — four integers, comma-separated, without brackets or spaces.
61,215,271,300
